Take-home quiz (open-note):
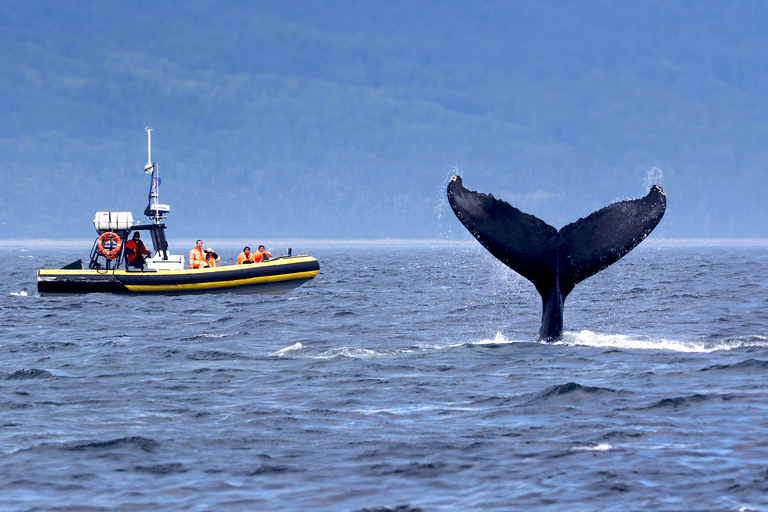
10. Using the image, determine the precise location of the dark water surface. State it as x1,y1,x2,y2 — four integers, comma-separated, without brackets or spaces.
1,243,767,511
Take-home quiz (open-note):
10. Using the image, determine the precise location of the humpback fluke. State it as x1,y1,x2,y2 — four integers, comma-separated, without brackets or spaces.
446,176,666,341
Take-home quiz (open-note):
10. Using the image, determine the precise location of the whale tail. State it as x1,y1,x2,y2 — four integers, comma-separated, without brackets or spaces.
446,176,666,341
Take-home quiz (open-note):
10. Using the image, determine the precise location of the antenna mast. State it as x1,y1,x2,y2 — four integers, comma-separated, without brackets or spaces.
145,127,153,174
143,127,170,224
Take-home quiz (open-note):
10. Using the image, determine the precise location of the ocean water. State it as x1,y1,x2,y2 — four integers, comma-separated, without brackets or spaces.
1,242,767,511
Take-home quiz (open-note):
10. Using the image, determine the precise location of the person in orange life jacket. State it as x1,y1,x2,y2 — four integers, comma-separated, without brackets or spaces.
189,240,209,269
204,248,220,268
237,246,255,265
125,232,151,269
253,245,272,263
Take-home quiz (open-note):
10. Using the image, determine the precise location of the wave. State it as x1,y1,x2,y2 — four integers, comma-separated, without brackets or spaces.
133,463,188,475
270,342,304,356
452,331,768,353
246,464,303,476
642,393,736,410
332,310,357,318
572,443,614,452
265,330,766,361
4,368,54,380
556,330,768,353
271,342,430,359
523,382,618,406
314,347,382,358
187,350,252,361
474,331,532,346
700,358,768,372
351,505,423,512
363,461,463,478
266,331,527,360
66,436,159,452
457,331,768,352
179,332,239,342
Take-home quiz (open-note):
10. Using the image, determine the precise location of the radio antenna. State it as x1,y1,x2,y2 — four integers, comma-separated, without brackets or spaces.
144,127,153,174
142,128,170,224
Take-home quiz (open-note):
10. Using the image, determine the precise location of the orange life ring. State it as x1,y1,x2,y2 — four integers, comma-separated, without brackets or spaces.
97,231,122,258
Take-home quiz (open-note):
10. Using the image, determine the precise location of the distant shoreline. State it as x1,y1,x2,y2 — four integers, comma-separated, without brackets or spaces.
1,238,767,248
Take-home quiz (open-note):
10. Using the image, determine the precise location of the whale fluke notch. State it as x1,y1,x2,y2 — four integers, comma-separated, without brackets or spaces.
446,176,666,341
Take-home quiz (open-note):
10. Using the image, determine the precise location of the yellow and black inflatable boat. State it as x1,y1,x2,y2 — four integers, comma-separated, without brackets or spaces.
37,130,320,296
37,256,320,296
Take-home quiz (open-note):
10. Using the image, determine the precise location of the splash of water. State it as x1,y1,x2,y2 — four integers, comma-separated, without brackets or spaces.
434,167,463,239
476,332,531,345
644,166,663,189
560,330,766,353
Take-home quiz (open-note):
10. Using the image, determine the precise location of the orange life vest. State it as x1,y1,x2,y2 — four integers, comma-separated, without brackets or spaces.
253,249,272,263
205,254,219,268
237,252,255,265
189,247,208,269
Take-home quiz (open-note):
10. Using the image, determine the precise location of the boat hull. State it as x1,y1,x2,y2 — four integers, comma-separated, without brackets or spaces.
37,256,320,296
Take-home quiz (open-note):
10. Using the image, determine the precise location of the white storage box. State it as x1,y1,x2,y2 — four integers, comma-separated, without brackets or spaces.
93,212,134,231
146,254,185,271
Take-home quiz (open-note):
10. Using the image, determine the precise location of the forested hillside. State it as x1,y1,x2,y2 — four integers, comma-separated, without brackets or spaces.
0,1,765,240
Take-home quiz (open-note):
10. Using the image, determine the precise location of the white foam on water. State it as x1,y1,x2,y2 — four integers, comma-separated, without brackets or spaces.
313,347,387,359
10,291,28,297
560,330,767,353
270,342,303,356
283,330,767,360
413,332,533,352
572,443,614,452
409,332,529,353
356,404,475,415
475,331,530,345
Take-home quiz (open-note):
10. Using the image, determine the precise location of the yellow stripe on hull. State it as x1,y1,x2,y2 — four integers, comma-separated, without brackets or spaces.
123,270,319,292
